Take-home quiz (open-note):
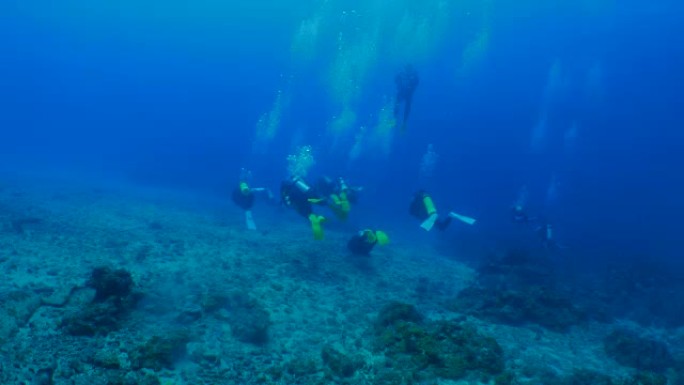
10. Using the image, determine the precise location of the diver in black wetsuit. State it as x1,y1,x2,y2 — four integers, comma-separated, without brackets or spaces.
410,190,452,231
232,180,272,230
280,176,327,240
232,183,256,211
537,222,555,249
511,205,537,225
409,190,477,231
394,65,419,131
347,229,389,256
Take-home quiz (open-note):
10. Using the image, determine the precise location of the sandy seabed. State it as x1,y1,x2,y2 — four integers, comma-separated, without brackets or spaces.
0,176,679,385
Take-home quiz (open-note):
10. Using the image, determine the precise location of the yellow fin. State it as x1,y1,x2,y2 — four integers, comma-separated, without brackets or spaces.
375,231,390,245
309,214,325,240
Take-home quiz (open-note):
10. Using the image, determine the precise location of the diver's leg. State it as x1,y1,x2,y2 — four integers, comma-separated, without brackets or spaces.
435,216,452,231
394,96,402,120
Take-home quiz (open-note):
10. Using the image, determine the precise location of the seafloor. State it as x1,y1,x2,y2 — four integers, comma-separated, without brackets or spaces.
0,176,682,385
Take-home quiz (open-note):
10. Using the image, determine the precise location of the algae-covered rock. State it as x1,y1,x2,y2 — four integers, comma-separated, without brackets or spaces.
604,329,673,372
200,291,230,313
31,368,54,385
453,249,588,332
372,370,428,385
139,373,162,385
68,369,161,385
62,267,141,336
321,345,362,378
93,349,122,369
431,322,504,379
603,259,684,328
0,290,41,341
494,371,515,385
622,372,667,385
454,285,584,332
375,321,439,370
88,267,133,302
374,302,504,382
283,356,319,377
375,301,423,329
544,369,667,385
130,330,190,370
62,299,122,336
224,291,270,345
562,369,614,385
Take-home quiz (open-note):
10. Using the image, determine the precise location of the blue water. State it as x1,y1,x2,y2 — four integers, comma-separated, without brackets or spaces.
1,0,682,265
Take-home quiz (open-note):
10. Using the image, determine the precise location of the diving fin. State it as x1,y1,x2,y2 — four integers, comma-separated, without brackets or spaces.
309,214,326,240
375,231,390,246
245,210,257,230
420,213,439,231
448,212,476,225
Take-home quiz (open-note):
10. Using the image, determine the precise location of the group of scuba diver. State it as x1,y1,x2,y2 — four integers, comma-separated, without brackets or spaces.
233,171,386,255
232,176,555,255
233,173,557,256
232,65,559,256
232,171,481,256
511,204,557,249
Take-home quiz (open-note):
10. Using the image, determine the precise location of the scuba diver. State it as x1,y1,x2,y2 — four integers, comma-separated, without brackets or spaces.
316,176,363,221
410,190,476,231
510,185,537,225
536,221,560,250
511,205,538,225
394,65,419,132
231,171,272,230
347,229,389,256
280,176,327,240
